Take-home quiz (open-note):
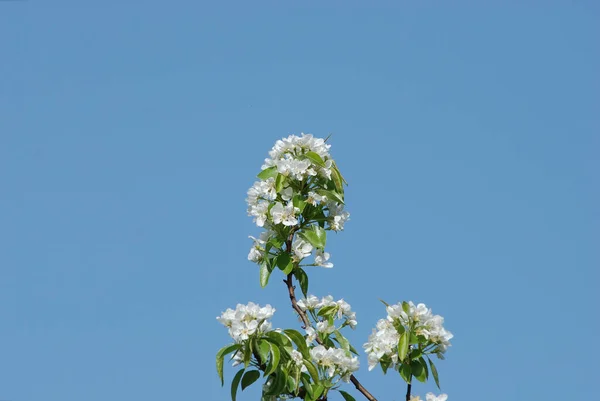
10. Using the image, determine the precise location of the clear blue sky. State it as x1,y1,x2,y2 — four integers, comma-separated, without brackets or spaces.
1,1,598,401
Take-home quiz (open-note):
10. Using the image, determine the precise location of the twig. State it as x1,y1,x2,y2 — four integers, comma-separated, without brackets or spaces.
283,271,378,401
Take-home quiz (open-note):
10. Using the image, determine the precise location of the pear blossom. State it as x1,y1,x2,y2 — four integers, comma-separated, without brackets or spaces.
247,231,271,262
297,295,320,311
314,250,333,268
307,191,327,206
305,326,317,345
316,320,336,334
309,345,359,382
217,302,276,343
270,202,299,226
328,202,350,231
364,301,452,371
292,237,313,261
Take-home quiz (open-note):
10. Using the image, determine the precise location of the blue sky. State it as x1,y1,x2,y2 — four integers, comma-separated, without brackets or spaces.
1,1,598,401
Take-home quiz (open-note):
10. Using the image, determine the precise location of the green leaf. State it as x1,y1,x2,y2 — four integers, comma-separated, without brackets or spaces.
243,344,252,368
402,301,410,314
276,253,293,274
312,384,324,400
283,329,310,358
257,340,270,365
275,173,286,193
304,151,326,167
427,356,441,389
299,226,326,249
333,330,349,352
317,304,337,318
293,268,309,297
411,360,426,383
419,356,429,380
264,342,280,376
303,358,321,384
292,195,306,213
392,320,406,335
398,332,409,362
315,188,344,205
339,390,357,401
399,363,412,384
380,357,390,374
331,166,344,194
264,371,287,396
264,331,291,347
286,375,297,393
410,348,423,360
301,376,314,399
216,344,241,385
259,261,271,288
333,161,348,185
241,370,260,391
257,166,278,180
231,368,245,401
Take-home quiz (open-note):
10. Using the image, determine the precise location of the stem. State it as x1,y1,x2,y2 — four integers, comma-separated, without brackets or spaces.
283,271,378,401
405,382,412,401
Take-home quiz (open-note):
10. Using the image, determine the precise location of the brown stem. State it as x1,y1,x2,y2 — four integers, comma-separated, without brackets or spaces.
283,271,378,401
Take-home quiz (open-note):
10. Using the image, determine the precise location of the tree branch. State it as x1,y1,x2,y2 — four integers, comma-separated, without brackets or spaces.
283,271,379,401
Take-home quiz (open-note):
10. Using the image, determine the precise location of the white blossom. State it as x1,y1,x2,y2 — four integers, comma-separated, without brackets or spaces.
297,295,320,311
314,250,333,268
309,345,359,382
364,301,452,371
316,320,336,334
328,202,350,231
305,326,317,345
292,237,313,261
247,231,271,262
270,202,299,226
307,191,327,206
217,302,276,343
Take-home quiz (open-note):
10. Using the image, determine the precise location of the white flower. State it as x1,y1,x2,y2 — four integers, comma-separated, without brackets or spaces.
217,302,276,343
292,237,313,261
247,231,270,262
281,186,294,201
309,345,359,381
363,318,400,370
426,393,448,401
316,320,336,334
307,191,327,206
290,349,304,366
314,250,333,268
305,327,317,345
328,202,350,231
247,201,269,227
297,295,320,311
230,320,259,341
316,295,336,309
270,202,299,226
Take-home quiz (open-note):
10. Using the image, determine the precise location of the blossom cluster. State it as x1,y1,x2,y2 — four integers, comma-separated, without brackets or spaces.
363,301,452,371
386,301,453,354
216,302,275,343
310,345,360,382
298,294,358,331
246,134,350,272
